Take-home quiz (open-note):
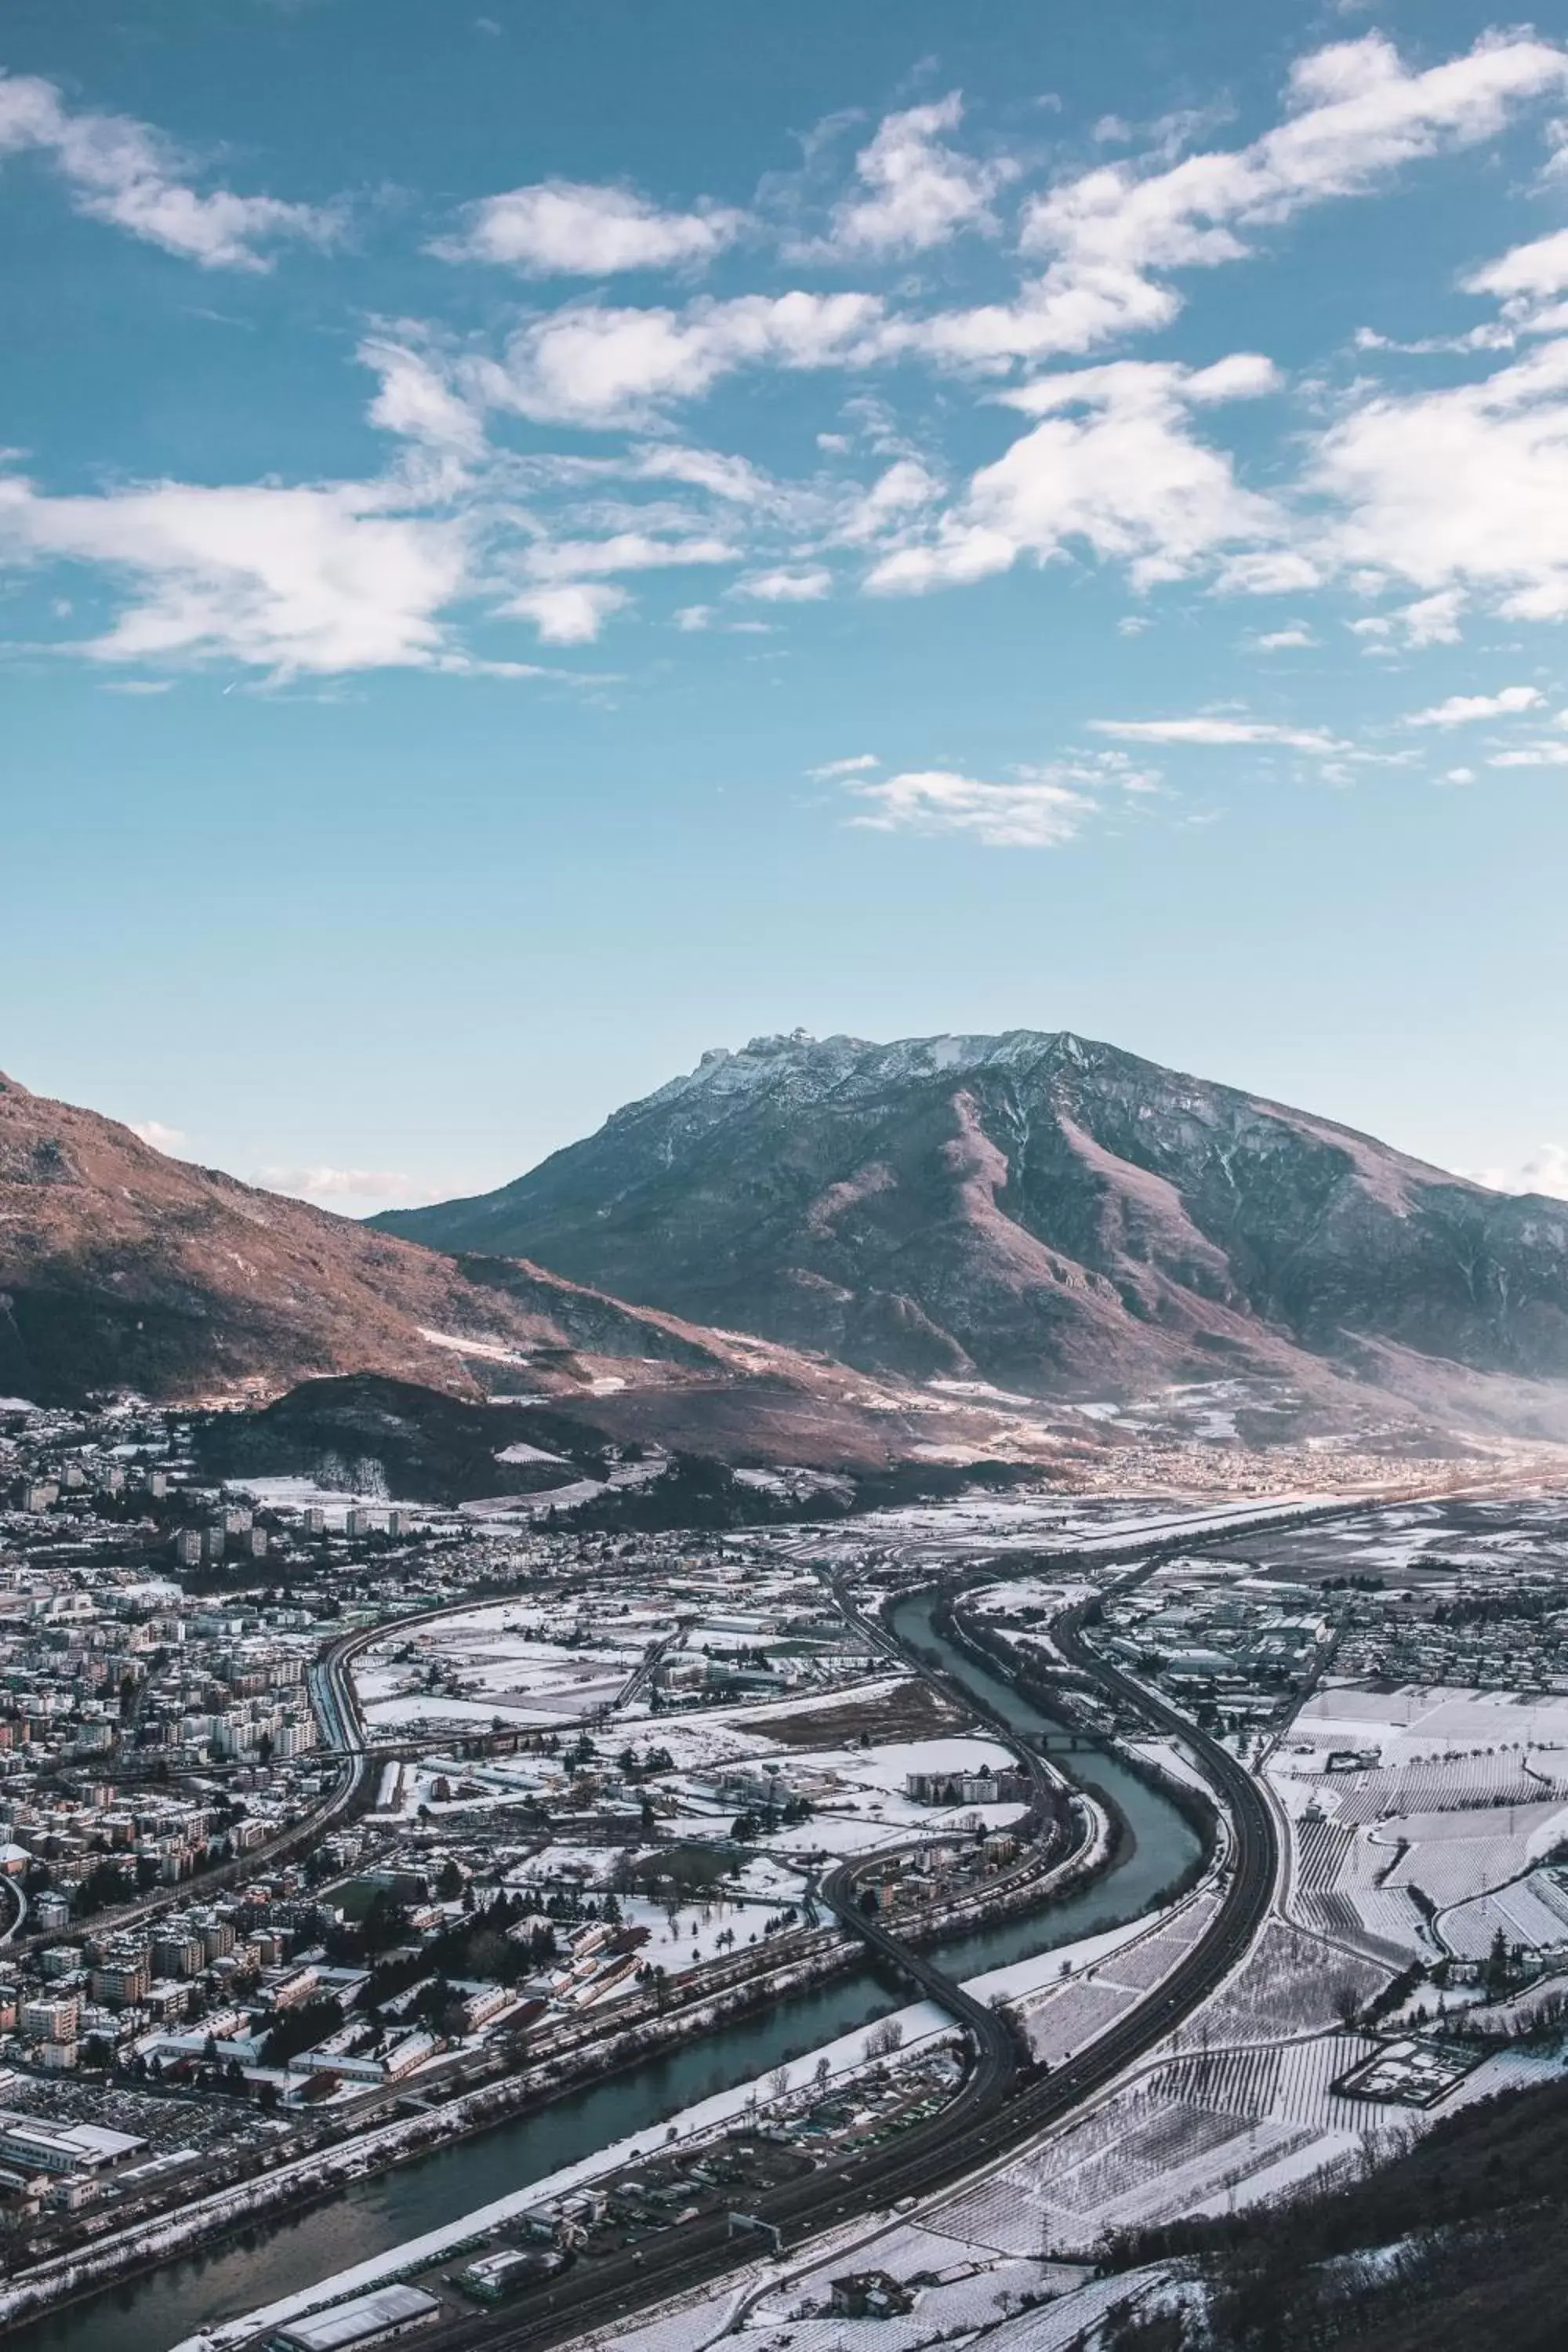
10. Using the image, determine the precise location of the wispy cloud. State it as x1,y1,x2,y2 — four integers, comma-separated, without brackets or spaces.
503,583,629,644
435,180,744,274
865,356,1284,597
1405,685,1544,728
1088,715,1345,752
847,750,1156,848
806,94,1014,260
258,1165,439,1206
1001,33,1568,365
739,565,833,601
1251,626,1316,651
0,66,339,269
0,470,469,674
1467,1144,1568,1201
808,753,879,779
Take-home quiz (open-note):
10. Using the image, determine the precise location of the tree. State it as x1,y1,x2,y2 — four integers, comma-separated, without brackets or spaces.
361,1889,411,1955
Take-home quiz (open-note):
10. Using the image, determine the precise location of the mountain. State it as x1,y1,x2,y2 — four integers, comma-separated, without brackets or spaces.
375,1029,1568,1406
0,1068,770,1410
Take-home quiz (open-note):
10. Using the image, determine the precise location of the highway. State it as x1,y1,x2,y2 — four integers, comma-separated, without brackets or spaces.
415,1579,1281,2352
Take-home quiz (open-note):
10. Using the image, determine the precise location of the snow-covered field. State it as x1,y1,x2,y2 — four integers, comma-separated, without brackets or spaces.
804,1493,1337,1558
1272,1685,1568,1962
353,1601,653,1730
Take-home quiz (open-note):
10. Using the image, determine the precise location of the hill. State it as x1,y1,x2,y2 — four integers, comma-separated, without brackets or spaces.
1106,2071,1568,2352
0,1069,833,1416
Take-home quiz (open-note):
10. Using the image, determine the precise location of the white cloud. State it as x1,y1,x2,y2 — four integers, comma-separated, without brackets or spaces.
0,67,338,269
1252,626,1316,650
866,356,1283,595
1443,766,1475,785
1214,550,1323,596
1398,590,1467,647
1486,739,1568,767
739,565,833,601
1406,684,1544,726
808,753,879,778
1090,714,1345,752
0,470,468,674
476,292,886,427
129,1120,187,1153
851,768,1090,847
847,750,1154,848
503,583,629,644
1347,590,1468,651
815,94,1011,259
629,444,776,505
1464,226,1568,328
672,602,773,634
837,458,944,545
1003,33,1568,366
361,340,485,458
1313,339,1568,621
1468,1145,1568,1200
260,1166,435,1206
437,180,743,274
519,531,737,580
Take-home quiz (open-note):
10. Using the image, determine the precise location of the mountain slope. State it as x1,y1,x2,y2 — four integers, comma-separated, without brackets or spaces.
375,1029,1568,1399
0,1069,770,1407
0,1067,1114,1472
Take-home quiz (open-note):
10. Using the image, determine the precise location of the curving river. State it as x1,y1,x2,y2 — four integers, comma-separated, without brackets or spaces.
21,1586,1201,2352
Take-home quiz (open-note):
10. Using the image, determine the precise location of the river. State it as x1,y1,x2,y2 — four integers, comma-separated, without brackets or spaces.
22,1588,1200,2352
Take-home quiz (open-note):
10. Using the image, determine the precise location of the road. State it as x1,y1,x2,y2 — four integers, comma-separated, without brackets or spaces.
414,1583,1280,2352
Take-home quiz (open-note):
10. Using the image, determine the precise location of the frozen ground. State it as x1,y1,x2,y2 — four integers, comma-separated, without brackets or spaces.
797,1493,1339,1558
354,1601,653,1730
1273,1686,1568,1961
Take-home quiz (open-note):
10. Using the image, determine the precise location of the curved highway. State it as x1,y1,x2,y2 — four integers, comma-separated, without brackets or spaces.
416,1583,1280,2352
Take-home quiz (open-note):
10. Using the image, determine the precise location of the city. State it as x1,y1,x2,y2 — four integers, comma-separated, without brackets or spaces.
0,1388,1564,2352
9,2,1568,2347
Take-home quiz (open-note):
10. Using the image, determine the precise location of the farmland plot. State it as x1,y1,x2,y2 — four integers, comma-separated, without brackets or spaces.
1169,1921,1381,2049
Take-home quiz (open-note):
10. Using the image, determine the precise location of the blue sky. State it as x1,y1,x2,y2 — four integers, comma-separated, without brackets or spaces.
4,0,1568,1210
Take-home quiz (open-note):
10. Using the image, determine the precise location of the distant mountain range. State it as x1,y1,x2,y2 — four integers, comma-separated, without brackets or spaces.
376,1029,1568,1413
8,1035,1568,1454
